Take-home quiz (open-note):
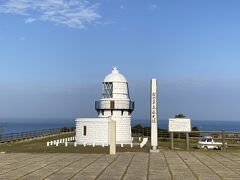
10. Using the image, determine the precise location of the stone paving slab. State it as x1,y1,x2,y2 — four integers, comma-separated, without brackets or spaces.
0,152,239,180
97,152,134,180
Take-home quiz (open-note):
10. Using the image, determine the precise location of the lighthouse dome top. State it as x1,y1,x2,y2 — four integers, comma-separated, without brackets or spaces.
103,67,127,83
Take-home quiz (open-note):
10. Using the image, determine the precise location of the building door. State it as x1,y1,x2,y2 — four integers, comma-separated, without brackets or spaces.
83,126,87,136
110,101,115,109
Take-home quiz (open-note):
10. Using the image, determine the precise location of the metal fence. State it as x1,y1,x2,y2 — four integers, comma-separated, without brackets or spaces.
0,127,75,143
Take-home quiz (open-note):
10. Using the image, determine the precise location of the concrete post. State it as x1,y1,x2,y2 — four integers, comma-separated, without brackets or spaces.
222,130,226,150
109,120,116,155
171,132,174,150
186,132,189,150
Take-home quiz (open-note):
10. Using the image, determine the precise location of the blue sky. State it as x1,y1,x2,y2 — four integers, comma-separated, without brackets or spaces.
0,0,240,121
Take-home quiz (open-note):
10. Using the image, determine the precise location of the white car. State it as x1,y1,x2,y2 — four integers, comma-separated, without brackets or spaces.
198,136,227,150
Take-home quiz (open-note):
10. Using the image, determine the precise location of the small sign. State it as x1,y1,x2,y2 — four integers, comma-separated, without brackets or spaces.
168,118,191,132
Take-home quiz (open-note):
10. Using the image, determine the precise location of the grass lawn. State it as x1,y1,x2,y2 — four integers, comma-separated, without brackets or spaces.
1,133,239,153
158,138,240,152
0,132,149,153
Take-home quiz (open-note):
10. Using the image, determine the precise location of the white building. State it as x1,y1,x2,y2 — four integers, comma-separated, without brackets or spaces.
75,67,134,146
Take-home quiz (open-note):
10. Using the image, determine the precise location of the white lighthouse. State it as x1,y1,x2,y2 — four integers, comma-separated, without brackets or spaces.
75,67,134,145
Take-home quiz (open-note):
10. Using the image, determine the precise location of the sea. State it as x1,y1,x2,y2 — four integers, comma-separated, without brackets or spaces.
0,119,240,134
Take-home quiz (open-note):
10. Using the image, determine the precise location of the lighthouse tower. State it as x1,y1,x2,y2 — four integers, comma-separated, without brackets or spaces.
75,67,134,146
95,67,134,144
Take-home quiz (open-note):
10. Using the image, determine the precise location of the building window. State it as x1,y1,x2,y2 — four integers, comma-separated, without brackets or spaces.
101,110,104,115
127,83,130,98
102,82,113,98
83,126,87,136
121,110,124,116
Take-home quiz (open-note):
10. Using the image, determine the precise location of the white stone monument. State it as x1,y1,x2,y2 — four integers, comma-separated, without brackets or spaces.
150,78,159,152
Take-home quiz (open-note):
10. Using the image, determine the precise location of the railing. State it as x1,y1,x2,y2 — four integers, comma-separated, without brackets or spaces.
0,127,75,143
132,128,240,138
95,100,134,111
131,128,240,150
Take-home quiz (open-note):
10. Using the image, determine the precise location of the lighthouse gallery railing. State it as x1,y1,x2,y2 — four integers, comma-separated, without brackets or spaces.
95,100,134,111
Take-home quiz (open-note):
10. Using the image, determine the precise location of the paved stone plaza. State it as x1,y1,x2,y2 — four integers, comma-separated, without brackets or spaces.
0,151,240,180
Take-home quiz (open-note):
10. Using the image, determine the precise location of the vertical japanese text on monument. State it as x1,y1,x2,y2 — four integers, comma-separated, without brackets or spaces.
151,92,157,123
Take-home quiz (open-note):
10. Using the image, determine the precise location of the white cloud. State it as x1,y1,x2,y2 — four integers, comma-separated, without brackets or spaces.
0,0,101,28
25,17,36,23
19,36,26,41
120,5,125,10
148,4,157,11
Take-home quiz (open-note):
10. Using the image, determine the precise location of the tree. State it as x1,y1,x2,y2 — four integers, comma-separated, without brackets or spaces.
192,126,199,131
191,126,200,137
133,124,143,130
174,114,186,118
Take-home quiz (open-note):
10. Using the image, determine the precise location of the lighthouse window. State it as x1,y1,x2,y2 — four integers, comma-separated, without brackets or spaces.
103,82,113,98
127,83,130,98
83,126,87,136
